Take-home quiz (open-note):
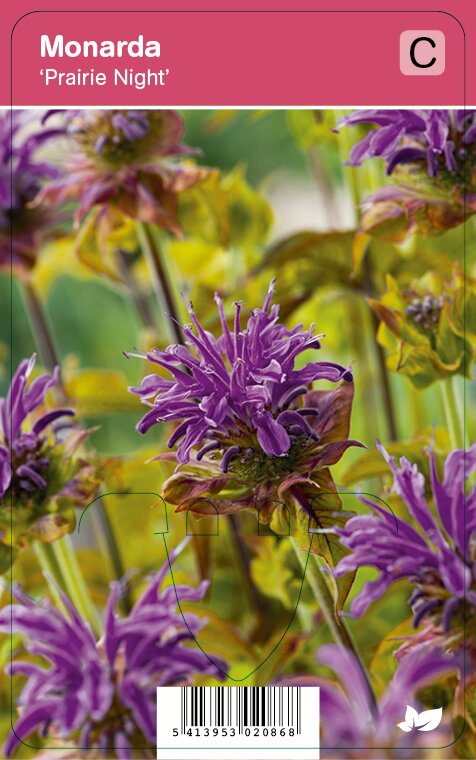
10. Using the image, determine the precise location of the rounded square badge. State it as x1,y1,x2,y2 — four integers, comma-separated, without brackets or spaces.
400,30,445,75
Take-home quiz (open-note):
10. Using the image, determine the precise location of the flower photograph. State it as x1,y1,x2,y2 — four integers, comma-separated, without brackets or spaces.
0,108,474,758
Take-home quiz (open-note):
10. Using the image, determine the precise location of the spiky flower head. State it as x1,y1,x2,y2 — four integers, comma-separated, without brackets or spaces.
337,109,476,239
128,281,361,526
0,356,100,568
281,643,460,756
368,268,475,388
36,110,210,242
0,110,62,274
335,443,476,642
0,545,226,758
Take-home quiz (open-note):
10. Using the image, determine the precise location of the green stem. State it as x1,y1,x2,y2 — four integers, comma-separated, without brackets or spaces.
410,382,427,432
348,297,380,445
136,222,184,345
50,535,101,634
307,146,337,227
90,498,131,614
335,109,363,219
440,377,465,449
227,514,264,616
290,536,377,713
33,542,68,614
20,274,128,613
22,280,61,379
370,309,398,442
290,536,350,646
116,248,156,331
337,115,398,442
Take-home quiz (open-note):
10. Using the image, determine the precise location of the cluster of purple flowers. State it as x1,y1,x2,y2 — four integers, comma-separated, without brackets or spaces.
0,355,73,501
37,109,208,236
282,643,460,755
335,443,476,634
128,279,352,472
1,545,225,758
0,110,62,270
338,109,476,177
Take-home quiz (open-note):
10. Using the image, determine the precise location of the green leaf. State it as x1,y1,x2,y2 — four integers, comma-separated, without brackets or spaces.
74,208,137,280
178,167,273,249
290,470,356,611
287,110,338,150
341,432,450,486
64,367,140,415
30,513,71,543
259,230,355,291
249,537,295,609
360,201,411,243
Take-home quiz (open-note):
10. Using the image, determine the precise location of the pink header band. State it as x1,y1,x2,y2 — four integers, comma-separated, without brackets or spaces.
7,5,471,106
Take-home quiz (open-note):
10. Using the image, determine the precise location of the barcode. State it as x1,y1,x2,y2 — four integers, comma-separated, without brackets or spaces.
180,686,302,734
157,685,320,759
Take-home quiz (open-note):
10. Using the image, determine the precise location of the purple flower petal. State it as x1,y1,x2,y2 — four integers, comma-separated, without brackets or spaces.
0,444,11,497
253,410,290,456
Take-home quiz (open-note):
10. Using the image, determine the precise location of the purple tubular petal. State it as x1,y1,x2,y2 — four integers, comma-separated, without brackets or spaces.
348,575,397,617
32,408,75,435
221,446,241,473
425,110,449,152
426,147,439,176
254,412,290,457
136,407,161,434
94,134,108,153
378,647,461,734
167,419,194,448
376,442,441,537
214,293,235,362
278,385,308,409
4,702,58,757
0,444,11,496
368,124,404,157
196,440,220,460
297,407,320,417
317,644,373,725
464,121,476,144
438,546,470,596
347,131,375,166
276,410,319,440
385,147,427,174
442,596,460,632
15,464,47,489
115,731,131,760
412,598,441,628
444,140,457,172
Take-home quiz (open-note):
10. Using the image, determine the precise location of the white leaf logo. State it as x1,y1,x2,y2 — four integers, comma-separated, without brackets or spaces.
397,705,443,733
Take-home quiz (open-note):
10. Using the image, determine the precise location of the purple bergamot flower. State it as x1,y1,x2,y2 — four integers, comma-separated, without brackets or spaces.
1,543,226,758
129,279,353,464
0,110,63,274
335,443,476,637
338,109,476,178
127,280,361,520
336,109,476,239
281,643,461,756
0,356,100,565
37,110,209,239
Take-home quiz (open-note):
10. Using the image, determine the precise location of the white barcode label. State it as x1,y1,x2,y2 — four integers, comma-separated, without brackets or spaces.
157,686,319,759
